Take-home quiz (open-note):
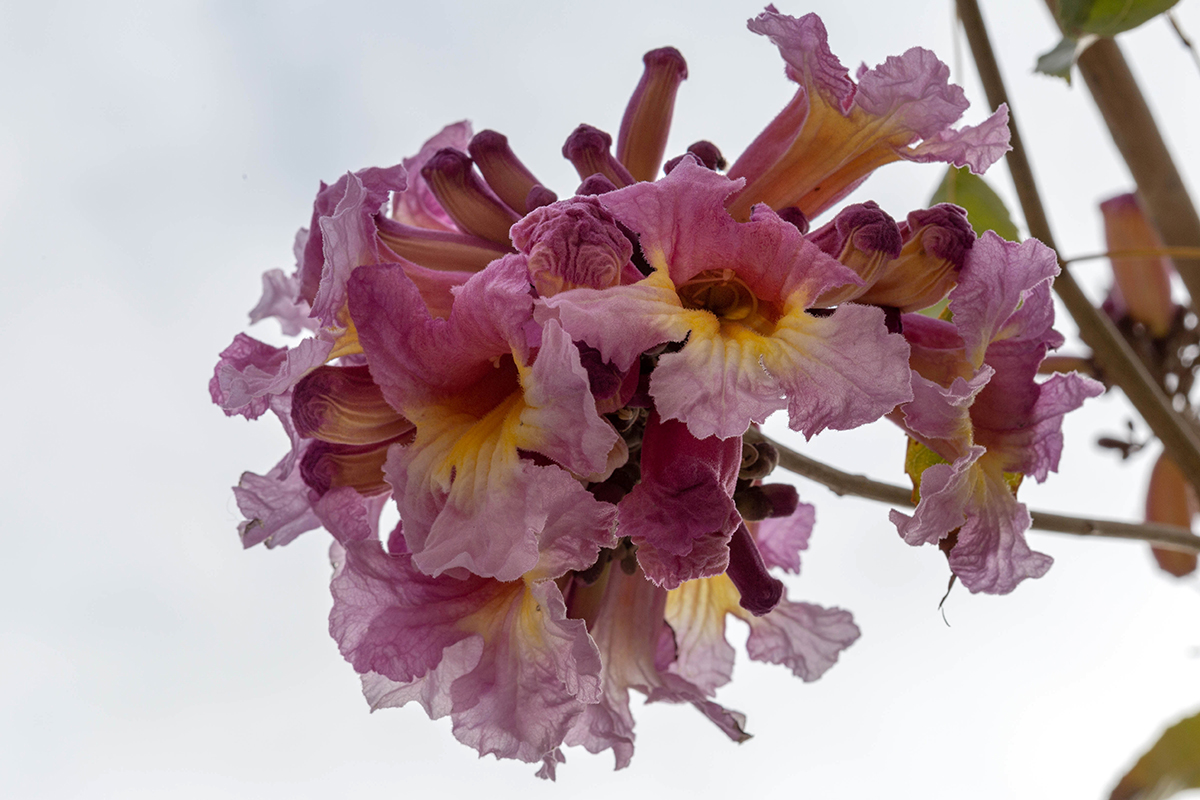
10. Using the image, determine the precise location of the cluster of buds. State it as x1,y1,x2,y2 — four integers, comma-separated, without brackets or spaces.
211,7,1098,775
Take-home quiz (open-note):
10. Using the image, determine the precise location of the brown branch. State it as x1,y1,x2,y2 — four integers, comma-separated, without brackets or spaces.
1073,35,1200,305
747,430,1200,554
956,0,1200,504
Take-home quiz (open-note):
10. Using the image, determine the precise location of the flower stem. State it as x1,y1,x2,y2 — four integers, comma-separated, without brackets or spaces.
747,429,1200,555
956,0,1200,503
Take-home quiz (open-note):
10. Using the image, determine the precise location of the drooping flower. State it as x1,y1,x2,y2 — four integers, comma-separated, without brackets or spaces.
890,234,1103,593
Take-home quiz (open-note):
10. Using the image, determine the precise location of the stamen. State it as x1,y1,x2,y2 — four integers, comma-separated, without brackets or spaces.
468,130,558,214
420,148,521,246
293,365,413,445
617,47,688,182
563,125,635,188
726,522,783,616
376,216,511,273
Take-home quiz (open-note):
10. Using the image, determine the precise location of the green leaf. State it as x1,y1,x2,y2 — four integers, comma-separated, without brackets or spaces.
929,166,1020,242
903,438,947,504
1035,35,1084,81
1059,0,1180,38
1110,709,1200,800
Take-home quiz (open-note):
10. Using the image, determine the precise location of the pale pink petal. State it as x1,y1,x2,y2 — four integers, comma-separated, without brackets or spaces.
753,502,815,574
907,105,1012,174
248,268,315,336
899,368,992,450
649,329,787,439
211,333,333,419
233,442,321,549
747,7,854,108
889,445,984,546
950,233,1059,368
663,577,738,695
854,47,968,139
312,486,392,545
744,600,859,681
767,303,913,438
330,541,600,763
948,473,1052,594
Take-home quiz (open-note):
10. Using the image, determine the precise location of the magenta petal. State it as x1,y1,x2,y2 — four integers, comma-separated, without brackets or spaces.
745,600,859,681
617,415,742,589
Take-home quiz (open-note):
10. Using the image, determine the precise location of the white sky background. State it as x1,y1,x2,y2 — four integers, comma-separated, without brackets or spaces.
4,0,1200,797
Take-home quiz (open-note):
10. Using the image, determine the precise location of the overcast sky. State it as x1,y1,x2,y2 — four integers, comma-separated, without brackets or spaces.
4,1,1200,798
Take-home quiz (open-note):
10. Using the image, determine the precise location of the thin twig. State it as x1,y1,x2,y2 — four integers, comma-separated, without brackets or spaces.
746,430,1200,554
956,0,1200,503
1063,246,1200,265
1167,11,1200,77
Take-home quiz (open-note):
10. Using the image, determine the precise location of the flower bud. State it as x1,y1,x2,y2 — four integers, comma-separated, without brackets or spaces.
1101,193,1176,339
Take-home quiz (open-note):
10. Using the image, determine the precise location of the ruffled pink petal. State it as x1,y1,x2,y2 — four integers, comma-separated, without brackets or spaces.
311,171,390,328
248,268,314,336
889,445,985,546
211,333,333,419
899,368,992,453
392,121,473,231
747,7,854,108
538,269,688,372
950,233,1059,368
767,303,913,438
519,319,621,480
975,366,1103,481
617,414,742,588
753,502,815,574
648,329,788,439
565,567,748,770
907,104,1012,174
854,47,968,140
297,164,408,305
744,599,860,681
312,486,392,545
233,441,321,549
330,541,601,763
948,472,1052,594
348,258,534,411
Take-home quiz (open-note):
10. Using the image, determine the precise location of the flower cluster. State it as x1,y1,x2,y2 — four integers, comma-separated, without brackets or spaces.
211,7,1096,776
